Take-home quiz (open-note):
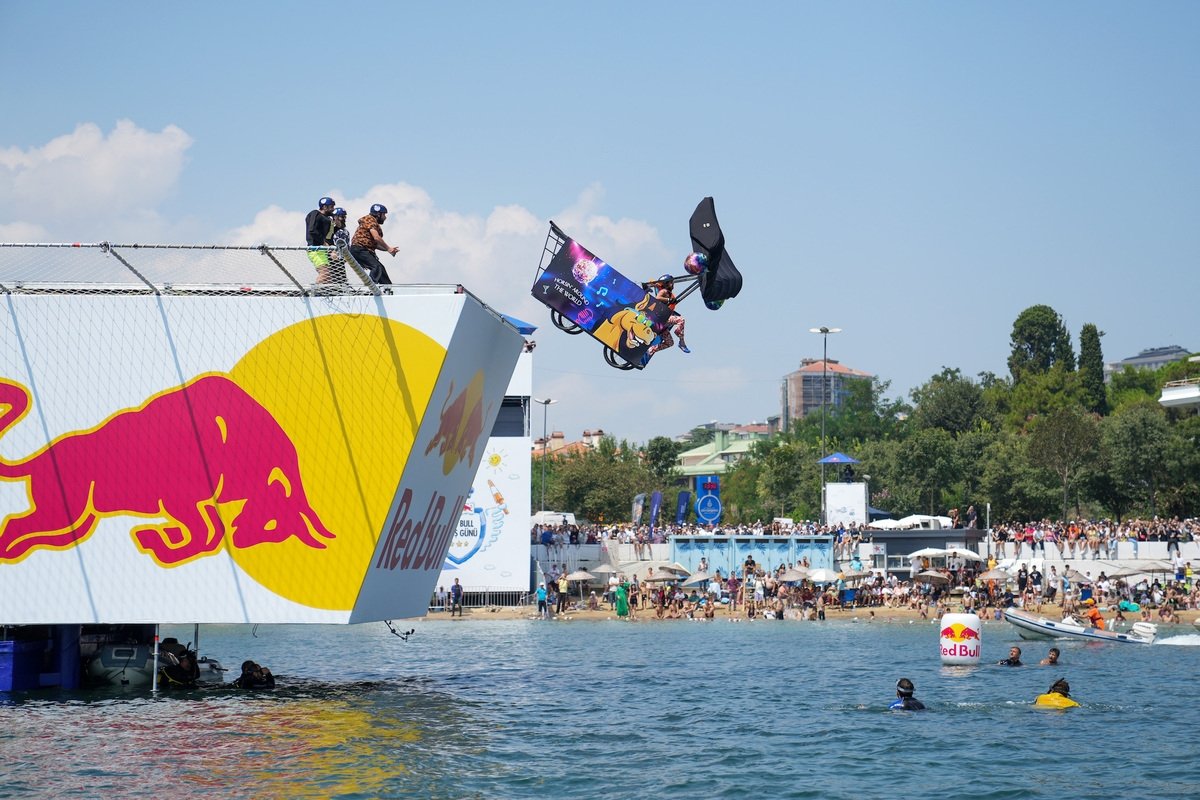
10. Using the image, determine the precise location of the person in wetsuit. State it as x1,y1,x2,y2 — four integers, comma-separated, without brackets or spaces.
889,677,925,710
232,660,276,690
998,645,1023,666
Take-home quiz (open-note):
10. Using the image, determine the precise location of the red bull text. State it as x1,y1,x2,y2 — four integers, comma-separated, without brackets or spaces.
375,488,466,573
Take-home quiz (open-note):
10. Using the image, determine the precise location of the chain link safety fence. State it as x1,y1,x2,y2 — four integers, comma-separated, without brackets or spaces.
0,242,398,296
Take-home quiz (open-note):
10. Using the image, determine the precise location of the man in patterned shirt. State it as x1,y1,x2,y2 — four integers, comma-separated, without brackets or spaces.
350,203,399,285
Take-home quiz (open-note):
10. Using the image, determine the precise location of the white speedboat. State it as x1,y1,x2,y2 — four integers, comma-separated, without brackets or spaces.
1004,608,1156,645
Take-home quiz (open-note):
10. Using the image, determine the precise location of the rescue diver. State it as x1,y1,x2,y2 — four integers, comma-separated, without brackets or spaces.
889,677,926,710
1034,678,1079,709
232,660,276,690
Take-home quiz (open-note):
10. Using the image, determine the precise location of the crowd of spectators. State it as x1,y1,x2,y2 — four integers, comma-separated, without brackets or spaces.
532,516,1199,623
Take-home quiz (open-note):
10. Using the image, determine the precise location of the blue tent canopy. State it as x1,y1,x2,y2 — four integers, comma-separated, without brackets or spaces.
817,452,859,464
502,314,538,335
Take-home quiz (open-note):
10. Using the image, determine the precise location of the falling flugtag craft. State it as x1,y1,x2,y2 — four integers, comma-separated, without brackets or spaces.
531,197,743,370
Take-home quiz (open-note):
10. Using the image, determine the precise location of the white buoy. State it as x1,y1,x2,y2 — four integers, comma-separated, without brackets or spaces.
939,612,982,665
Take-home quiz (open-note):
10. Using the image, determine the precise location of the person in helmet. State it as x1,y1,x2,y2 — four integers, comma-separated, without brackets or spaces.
889,677,925,710
644,270,689,357
320,207,350,284
350,203,398,285
305,196,337,279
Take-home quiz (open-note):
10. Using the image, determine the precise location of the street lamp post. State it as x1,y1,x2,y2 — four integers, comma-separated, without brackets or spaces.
533,398,557,515
808,326,841,525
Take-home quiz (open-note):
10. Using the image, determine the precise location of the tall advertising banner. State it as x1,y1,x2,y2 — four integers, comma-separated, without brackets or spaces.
632,494,646,525
648,491,662,534
675,491,691,525
694,475,722,526
437,435,530,593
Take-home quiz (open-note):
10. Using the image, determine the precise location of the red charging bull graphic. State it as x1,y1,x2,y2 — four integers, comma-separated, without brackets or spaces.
424,370,491,476
0,374,334,566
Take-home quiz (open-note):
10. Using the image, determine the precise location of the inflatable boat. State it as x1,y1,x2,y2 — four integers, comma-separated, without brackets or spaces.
1004,608,1156,645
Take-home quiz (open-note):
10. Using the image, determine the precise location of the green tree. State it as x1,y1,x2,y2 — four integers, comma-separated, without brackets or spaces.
757,441,818,520
549,444,655,522
1008,305,1075,382
1026,407,1100,520
1078,323,1108,415
979,431,1058,521
1108,366,1159,412
680,426,716,449
909,367,988,436
721,458,768,524
1101,403,1170,516
1003,365,1087,430
824,377,910,443
643,436,682,482
895,427,957,514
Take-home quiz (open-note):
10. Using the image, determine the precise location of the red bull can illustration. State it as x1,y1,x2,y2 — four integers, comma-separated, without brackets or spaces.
939,613,982,664
0,374,334,566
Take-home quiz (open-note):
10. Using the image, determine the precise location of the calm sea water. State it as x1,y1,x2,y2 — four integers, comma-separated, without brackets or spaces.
1,617,1198,799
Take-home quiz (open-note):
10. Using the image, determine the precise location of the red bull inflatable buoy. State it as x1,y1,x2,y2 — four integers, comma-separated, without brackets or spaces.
939,612,982,665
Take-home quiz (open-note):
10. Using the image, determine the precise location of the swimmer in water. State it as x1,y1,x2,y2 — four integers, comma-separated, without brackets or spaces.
1034,677,1079,709
889,677,926,711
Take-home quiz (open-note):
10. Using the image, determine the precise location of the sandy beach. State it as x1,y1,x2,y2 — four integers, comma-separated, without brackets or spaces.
424,603,1200,626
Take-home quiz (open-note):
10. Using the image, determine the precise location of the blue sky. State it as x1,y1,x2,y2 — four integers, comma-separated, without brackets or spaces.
3,3,1197,444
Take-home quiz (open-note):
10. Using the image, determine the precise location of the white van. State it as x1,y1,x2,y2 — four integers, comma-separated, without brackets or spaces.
531,511,577,527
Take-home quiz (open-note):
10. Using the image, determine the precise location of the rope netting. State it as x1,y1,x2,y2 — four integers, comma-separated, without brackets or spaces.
0,243,385,296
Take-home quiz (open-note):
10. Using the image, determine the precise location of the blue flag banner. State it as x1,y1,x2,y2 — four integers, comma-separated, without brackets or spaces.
675,491,691,525
632,493,646,525
649,491,663,534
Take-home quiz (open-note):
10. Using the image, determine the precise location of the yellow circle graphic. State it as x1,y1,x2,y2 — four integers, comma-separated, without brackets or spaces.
226,314,445,610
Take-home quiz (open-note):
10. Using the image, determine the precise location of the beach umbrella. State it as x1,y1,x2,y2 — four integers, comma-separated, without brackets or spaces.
642,571,679,583
682,571,711,587
778,567,809,582
840,568,872,585
907,548,947,560
979,568,1010,582
944,547,983,562
565,570,596,581
1065,569,1090,584
807,568,839,584
565,570,596,601
916,570,950,585
590,564,617,574
663,563,692,576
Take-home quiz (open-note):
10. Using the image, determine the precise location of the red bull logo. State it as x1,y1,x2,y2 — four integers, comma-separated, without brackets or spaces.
424,370,491,476
0,374,334,566
939,621,981,659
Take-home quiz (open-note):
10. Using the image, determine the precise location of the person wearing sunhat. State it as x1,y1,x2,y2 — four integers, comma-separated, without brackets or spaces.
1083,597,1106,630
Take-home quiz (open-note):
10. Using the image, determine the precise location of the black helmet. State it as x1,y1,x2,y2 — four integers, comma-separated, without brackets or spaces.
318,196,335,208
896,678,915,697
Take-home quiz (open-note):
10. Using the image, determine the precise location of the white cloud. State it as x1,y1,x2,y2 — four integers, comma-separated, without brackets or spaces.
0,121,192,240
224,182,669,318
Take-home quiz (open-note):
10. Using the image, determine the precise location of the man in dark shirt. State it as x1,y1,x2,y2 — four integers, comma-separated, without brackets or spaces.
305,196,337,280
998,645,1023,666
889,677,925,710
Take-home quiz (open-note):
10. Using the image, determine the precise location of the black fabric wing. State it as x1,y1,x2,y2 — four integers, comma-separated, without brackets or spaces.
689,197,743,305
